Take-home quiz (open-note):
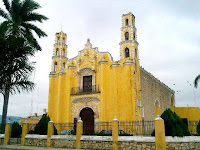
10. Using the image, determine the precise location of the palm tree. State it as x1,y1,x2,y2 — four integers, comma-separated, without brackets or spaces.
0,23,35,132
0,0,48,132
194,75,200,88
0,0,48,50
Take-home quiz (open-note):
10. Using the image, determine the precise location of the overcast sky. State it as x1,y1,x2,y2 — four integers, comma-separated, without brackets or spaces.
0,0,200,117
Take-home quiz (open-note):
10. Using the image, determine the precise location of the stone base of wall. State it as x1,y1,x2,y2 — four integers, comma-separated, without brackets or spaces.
25,134,47,147
167,142,200,150
10,138,21,145
51,135,76,148
0,134,4,145
81,141,113,150
21,134,200,150
118,141,155,150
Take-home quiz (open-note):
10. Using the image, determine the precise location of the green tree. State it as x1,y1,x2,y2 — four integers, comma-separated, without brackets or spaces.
0,23,35,132
0,0,48,132
194,75,200,88
197,120,200,135
33,114,57,135
152,109,190,137
11,122,22,138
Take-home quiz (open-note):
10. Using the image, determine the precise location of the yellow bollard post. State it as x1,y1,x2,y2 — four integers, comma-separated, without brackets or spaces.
21,121,29,146
155,99,161,117
76,118,83,149
112,116,119,150
155,115,166,150
4,123,11,145
47,119,54,147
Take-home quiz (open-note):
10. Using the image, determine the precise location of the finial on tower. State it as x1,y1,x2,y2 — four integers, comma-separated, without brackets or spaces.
85,38,92,48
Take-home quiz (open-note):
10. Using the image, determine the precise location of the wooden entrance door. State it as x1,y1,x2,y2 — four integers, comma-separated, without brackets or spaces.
83,75,92,93
80,107,94,134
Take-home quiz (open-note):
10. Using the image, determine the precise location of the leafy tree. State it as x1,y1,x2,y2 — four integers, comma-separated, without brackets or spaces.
11,122,22,138
152,109,190,137
0,0,48,132
0,23,35,132
194,75,200,88
31,114,57,135
197,120,200,135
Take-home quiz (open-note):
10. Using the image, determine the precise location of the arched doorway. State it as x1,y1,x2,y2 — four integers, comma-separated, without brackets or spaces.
80,107,94,134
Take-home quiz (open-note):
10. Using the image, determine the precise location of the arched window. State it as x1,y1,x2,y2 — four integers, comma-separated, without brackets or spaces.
125,19,129,26
125,48,129,58
56,49,59,56
62,37,65,43
54,62,58,72
63,62,65,70
133,33,136,39
125,32,129,40
63,49,65,56
57,37,60,44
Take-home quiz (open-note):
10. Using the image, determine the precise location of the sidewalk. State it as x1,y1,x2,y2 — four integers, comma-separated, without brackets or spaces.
0,145,76,150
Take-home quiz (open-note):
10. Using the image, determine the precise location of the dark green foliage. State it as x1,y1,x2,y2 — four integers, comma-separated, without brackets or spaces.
34,114,49,135
151,109,190,137
54,126,58,135
182,118,188,127
196,120,200,135
28,130,35,134
30,114,57,135
11,122,22,138
161,109,190,137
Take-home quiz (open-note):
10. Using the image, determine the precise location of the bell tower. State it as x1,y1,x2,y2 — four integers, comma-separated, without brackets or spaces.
120,12,139,61
51,31,68,73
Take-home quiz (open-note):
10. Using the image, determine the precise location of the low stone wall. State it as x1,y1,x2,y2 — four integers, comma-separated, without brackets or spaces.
81,136,113,150
21,135,200,150
0,134,4,145
25,134,47,147
10,138,21,144
51,135,76,149
117,136,200,150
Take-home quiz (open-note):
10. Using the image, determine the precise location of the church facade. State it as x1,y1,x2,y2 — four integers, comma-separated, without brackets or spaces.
48,12,175,127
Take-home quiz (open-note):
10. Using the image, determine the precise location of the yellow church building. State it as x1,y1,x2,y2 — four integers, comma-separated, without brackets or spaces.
48,12,176,133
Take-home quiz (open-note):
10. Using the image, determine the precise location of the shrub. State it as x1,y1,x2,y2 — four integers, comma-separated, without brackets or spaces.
152,109,190,137
196,120,200,135
11,122,22,138
30,114,57,135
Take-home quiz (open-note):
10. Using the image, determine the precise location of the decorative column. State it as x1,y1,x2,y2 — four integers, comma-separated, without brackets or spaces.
47,119,54,147
76,118,83,149
4,122,11,145
155,115,166,150
155,99,161,117
112,116,119,150
21,121,29,146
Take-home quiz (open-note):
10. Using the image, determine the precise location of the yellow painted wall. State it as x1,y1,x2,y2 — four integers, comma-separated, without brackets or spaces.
176,107,200,121
48,12,142,123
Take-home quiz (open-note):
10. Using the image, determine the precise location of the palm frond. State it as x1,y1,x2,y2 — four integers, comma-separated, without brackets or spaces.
3,0,11,13
21,0,40,13
24,29,42,50
0,8,10,20
194,74,200,88
10,0,21,22
23,23,47,37
23,12,48,23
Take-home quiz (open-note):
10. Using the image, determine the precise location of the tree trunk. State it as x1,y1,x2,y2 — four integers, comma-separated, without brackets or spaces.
1,89,10,133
